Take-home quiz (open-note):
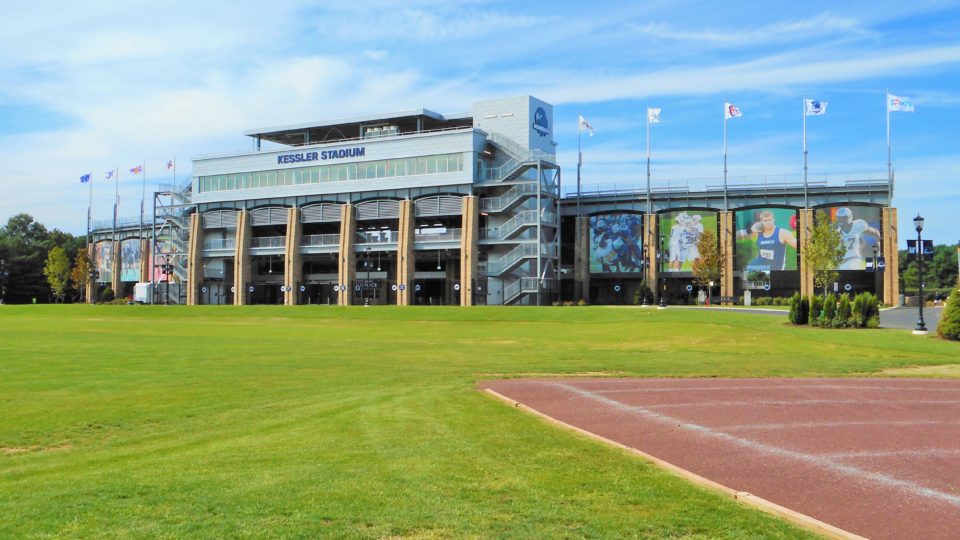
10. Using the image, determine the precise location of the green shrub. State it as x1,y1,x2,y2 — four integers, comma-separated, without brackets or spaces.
834,295,852,328
821,293,837,325
810,295,823,326
937,289,960,340
100,286,115,303
788,293,809,325
851,292,880,329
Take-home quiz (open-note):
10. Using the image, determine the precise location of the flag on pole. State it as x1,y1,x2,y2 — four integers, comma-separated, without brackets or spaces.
805,99,828,116
647,107,662,124
166,159,175,170
724,103,742,119
887,93,914,112
105,170,114,179
578,114,595,136
80,173,91,183
130,165,143,174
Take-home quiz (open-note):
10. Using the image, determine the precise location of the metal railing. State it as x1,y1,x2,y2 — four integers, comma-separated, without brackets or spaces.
203,238,236,250
251,236,285,248
564,172,890,199
194,126,477,159
356,230,399,244
503,276,558,305
415,229,462,242
479,183,539,213
301,233,340,247
485,243,557,276
480,211,556,241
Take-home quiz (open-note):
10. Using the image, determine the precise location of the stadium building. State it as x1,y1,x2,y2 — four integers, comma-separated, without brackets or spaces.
86,95,899,306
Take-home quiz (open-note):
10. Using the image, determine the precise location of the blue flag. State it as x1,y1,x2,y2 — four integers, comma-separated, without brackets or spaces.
80,174,91,183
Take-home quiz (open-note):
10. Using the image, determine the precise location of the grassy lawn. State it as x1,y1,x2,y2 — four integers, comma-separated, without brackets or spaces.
1,305,957,538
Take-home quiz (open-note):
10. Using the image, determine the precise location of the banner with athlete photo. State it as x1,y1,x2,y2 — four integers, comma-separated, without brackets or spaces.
94,241,113,283
734,208,799,272
658,210,718,272
819,205,882,270
120,238,142,282
589,213,644,273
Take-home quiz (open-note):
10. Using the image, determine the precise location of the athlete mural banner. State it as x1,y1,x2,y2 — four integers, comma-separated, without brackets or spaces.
734,208,799,272
820,205,882,270
589,214,644,273
658,210,717,272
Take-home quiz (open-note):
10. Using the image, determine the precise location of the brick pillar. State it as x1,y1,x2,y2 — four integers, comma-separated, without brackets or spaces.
396,200,416,306
798,209,815,298
284,207,302,305
233,210,251,306
459,196,478,306
111,240,121,297
337,204,356,306
644,213,658,300
574,216,590,302
720,211,735,304
882,207,899,306
139,238,150,284
186,213,203,305
85,243,96,303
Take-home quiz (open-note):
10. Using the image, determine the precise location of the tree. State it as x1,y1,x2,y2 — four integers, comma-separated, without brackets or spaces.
937,288,960,340
70,251,92,303
43,247,71,303
691,230,724,304
803,211,844,297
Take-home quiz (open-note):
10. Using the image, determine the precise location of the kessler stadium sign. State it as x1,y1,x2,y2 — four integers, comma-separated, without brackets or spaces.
277,146,365,165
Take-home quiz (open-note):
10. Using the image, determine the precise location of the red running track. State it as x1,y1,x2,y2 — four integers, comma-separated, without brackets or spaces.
481,378,960,540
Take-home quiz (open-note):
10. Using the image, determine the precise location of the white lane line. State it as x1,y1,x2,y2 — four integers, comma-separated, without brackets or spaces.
552,382,960,508
594,385,960,394
644,399,960,408
722,420,960,431
827,449,960,459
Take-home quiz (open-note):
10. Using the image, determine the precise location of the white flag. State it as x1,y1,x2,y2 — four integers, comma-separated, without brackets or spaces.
647,107,661,124
724,102,742,119
578,114,594,136
887,93,914,112
805,99,828,116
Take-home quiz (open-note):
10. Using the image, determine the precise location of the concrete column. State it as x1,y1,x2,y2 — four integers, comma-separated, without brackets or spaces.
284,207,302,305
86,243,96,303
186,213,203,305
882,207,899,305
644,213,658,297
396,200,416,305
573,216,590,302
720,211,735,304
337,204,356,306
459,196,478,306
111,240,121,297
233,210,251,306
798,209,815,298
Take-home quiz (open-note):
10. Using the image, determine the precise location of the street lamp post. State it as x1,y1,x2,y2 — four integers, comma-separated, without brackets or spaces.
641,245,649,306
0,258,7,305
658,234,667,308
913,214,927,334
364,247,372,306
872,244,881,298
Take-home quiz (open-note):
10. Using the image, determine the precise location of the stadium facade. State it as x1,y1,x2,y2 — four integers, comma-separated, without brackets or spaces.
86,95,899,306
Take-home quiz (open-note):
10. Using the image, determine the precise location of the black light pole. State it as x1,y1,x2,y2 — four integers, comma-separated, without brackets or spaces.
364,246,371,306
914,214,927,333
872,244,880,298
658,234,667,308
641,245,649,306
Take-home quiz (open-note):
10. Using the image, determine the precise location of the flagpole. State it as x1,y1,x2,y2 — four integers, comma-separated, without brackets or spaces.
577,113,582,218
646,108,652,216
140,162,146,242
803,97,809,208
723,104,729,212
87,173,93,243
113,167,119,247
886,89,893,207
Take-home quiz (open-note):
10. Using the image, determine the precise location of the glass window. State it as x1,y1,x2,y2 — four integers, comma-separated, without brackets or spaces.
437,156,448,173
426,156,437,174
320,166,329,182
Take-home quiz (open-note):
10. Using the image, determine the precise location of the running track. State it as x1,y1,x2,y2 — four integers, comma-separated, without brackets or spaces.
481,378,960,539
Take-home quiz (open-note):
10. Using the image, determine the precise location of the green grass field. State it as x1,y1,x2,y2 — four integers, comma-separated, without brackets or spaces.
1,305,957,539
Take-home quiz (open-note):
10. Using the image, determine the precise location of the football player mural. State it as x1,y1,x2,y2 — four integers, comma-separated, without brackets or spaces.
589,214,644,273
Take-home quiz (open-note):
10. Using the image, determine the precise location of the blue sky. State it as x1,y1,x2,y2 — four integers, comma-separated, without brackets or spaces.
1,0,959,244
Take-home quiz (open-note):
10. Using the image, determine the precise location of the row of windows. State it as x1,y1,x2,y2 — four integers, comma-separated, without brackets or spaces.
198,153,465,193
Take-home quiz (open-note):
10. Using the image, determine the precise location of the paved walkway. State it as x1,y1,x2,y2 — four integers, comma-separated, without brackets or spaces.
880,306,943,330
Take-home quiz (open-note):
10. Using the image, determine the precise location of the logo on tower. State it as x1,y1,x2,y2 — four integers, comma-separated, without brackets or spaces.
532,107,550,137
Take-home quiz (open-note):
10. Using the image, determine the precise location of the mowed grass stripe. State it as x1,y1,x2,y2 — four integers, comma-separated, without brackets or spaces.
1,305,956,538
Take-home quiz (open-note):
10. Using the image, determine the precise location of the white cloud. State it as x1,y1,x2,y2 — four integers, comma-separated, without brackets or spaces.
628,13,872,47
